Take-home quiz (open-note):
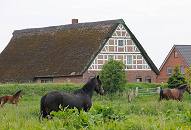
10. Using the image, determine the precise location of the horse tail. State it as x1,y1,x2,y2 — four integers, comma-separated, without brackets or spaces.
39,95,47,121
0,96,2,103
159,88,163,101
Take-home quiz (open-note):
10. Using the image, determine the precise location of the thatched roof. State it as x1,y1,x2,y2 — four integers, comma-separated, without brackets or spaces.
0,19,159,83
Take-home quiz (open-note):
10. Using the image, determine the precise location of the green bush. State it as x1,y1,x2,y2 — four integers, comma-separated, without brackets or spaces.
185,66,191,86
99,59,126,93
51,108,93,129
167,66,187,88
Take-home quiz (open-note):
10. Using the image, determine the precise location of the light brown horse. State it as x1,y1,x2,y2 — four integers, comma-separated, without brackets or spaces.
0,90,22,107
160,84,191,101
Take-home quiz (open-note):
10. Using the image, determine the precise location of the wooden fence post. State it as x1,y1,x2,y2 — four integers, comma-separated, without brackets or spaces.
135,87,138,97
128,89,131,102
157,87,160,94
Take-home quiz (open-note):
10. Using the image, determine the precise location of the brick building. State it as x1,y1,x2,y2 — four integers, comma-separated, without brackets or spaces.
156,45,191,83
0,19,159,83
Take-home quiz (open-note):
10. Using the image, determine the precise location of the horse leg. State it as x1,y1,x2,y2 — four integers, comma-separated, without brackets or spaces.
11,100,18,106
159,96,162,101
1,100,6,107
83,103,92,112
0,100,2,107
178,97,183,102
46,109,53,119
83,107,89,112
159,89,164,101
15,101,18,106
44,106,59,119
15,99,19,106
43,108,50,118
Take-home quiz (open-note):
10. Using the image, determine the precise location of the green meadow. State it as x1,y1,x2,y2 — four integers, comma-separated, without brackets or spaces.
0,83,191,130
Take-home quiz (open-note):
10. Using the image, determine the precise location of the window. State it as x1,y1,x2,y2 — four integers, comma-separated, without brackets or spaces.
127,55,132,64
118,40,124,47
40,78,53,83
126,65,132,69
136,78,142,82
137,55,142,59
134,46,139,52
108,55,114,60
180,66,184,74
174,51,178,58
166,67,173,75
145,76,151,83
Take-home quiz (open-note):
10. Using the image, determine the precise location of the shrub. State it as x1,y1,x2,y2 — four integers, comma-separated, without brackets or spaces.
185,66,191,86
167,66,186,88
99,59,126,93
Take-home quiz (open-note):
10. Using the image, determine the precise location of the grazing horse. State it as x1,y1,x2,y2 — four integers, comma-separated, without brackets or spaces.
0,90,22,107
159,84,191,101
40,75,104,118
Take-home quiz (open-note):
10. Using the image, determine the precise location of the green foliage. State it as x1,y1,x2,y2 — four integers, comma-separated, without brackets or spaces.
0,83,80,96
185,66,191,86
51,108,93,129
0,83,191,129
167,66,187,88
92,104,125,121
99,59,126,93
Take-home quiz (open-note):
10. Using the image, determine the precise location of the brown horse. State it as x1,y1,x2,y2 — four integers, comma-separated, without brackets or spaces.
0,90,22,107
159,84,191,101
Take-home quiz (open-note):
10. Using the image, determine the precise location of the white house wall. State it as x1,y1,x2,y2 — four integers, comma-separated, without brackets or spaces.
88,24,151,71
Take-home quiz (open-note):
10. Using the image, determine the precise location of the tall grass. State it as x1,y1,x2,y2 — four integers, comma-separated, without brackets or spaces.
0,83,80,96
0,83,190,129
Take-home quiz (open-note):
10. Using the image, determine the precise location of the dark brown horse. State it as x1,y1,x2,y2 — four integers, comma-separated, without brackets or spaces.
0,90,22,107
160,84,191,101
40,75,104,119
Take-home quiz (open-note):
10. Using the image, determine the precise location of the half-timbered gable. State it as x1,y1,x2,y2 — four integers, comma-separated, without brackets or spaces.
89,24,150,71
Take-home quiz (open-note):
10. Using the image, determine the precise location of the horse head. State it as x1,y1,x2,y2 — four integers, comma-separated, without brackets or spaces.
178,84,191,94
185,84,191,94
94,75,104,95
13,90,22,97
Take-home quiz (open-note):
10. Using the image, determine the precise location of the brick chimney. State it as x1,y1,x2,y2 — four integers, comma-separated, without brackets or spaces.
72,19,78,24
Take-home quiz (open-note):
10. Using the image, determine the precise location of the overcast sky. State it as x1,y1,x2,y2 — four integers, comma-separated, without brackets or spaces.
1,0,191,68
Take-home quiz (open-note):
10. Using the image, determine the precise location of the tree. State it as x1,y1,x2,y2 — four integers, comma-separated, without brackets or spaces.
185,66,191,86
167,66,187,88
99,59,126,93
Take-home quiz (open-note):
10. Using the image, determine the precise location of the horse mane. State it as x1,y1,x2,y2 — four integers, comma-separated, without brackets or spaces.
177,84,187,90
73,77,95,94
13,90,22,97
